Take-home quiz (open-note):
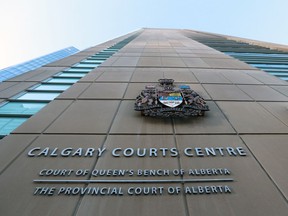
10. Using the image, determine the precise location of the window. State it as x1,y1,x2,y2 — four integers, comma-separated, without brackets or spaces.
65,68,92,72
0,117,28,136
268,72,288,76
32,84,71,91
56,72,87,78
251,64,288,69
16,92,60,101
0,102,47,115
81,59,105,63
46,78,80,83
73,63,100,68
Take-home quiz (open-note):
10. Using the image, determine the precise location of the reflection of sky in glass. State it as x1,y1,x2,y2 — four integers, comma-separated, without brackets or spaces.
0,117,28,135
47,78,79,83
17,92,60,100
0,102,47,114
73,63,99,68
65,68,92,72
33,84,71,91
57,73,86,78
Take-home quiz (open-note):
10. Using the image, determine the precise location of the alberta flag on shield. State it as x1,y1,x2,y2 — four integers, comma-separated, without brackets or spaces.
159,92,183,108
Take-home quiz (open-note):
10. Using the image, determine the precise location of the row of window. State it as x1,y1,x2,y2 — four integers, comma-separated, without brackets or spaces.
0,33,141,138
189,36,288,82
0,48,115,137
225,52,288,81
0,47,79,82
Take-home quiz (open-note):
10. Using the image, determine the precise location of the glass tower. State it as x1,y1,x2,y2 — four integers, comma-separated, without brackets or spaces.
0,46,79,82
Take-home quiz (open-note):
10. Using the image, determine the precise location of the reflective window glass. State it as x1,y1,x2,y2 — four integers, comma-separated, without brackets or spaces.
252,64,288,69
91,55,110,58
33,84,71,91
0,117,28,135
81,59,105,63
56,73,86,78
268,72,288,76
46,78,79,83
65,68,92,72
73,63,100,68
16,92,60,100
0,102,47,114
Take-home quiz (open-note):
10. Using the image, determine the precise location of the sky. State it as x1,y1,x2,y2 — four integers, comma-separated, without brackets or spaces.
0,0,288,69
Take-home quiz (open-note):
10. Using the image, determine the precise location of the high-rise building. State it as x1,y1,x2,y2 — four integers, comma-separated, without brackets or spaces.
0,46,79,82
0,28,288,216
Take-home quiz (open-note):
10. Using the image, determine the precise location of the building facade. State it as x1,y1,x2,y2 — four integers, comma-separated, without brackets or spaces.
0,28,288,216
0,46,79,82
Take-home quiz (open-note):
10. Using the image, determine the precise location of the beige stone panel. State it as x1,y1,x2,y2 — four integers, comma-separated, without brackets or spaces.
203,84,253,101
112,57,140,67
259,102,288,126
0,81,18,91
164,69,198,83
245,71,288,85
185,49,221,54
141,52,162,57
175,48,194,54
182,57,210,68
97,56,119,67
76,134,185,215
193,69,231,84
203,58,255,69
161,57,186,67
79,83,127,99
177,53,198,57
46,55,88,67
124,83,151,99
217,101,288,133
114,52,141,57
25,68,66,82
221,71,262,84
76,184,185,216
174,101,235,134
96,71,133,82
237,85,288,101
110,101,173,134
177,135,288,216
120,48,144,53
0,82,38,98
271,85,288,96
0,135,36,172
93,135,179,179
57,83,90,99
13,100,73,134
160,53,179,57
137,57,162,67
95,67,134,74
189,84,211,100
131,69,164,82
159,48,175,53
45,100,120,134
6,67,64,82
77,71,104,82
175,48,197,54
241,135,288,200
0,135,105,216
143,48,160,53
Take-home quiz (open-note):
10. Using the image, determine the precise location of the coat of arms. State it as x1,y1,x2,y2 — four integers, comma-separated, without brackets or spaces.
134,79,209,117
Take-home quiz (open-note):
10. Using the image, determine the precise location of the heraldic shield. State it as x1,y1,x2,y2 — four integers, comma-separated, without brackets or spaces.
134,79,209,118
